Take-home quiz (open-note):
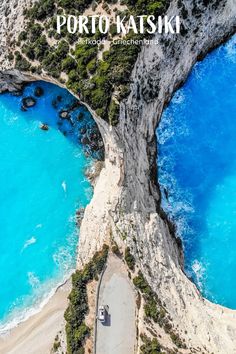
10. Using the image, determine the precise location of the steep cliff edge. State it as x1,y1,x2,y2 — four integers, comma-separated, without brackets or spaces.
0,0,236,352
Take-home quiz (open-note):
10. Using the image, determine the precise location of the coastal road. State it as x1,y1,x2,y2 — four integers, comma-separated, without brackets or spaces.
95,254,136,354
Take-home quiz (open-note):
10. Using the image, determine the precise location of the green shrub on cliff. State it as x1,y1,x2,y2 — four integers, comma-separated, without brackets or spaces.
125,247,136,271
170,332,186,349
108,100,120,125
133,271,186,349
140,334,162,354
124,0,168,17
58,0,93,13
34,36,49,61
62,56,77,73
28,23,43,42
87,58,97,74
25,0,55,20
75,42,98,65
18,31,27,42
144,298,160,322
56,40,70,60
133,271,166,324
22,45,35,61
15,52,31,71
133,271,152,295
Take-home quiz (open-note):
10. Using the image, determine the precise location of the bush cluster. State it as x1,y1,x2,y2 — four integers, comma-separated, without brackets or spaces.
52,335,61,352
133,271,166,324
58,0,94,13
25,0,55,20
16,0,169,124
15,51,31,71
133,271,186,349
24,0,95,19
64,244,109,354
124,0,169,17
169,332,186,349
124,247,136,271
140,334,164,354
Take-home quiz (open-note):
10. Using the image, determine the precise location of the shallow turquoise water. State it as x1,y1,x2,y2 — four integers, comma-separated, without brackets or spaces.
0,81,95,330
157,35,236,308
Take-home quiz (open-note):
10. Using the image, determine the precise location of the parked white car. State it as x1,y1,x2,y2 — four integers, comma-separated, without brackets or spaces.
98,305,109,322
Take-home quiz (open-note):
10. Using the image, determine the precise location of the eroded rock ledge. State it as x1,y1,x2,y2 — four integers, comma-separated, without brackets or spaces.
0,0,236,353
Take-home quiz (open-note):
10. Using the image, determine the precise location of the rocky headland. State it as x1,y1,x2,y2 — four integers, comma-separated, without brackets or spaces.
0,0,236,353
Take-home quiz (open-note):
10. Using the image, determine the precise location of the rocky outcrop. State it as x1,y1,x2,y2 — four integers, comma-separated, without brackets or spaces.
0,0,236,353
22,96,36,108
0,0,36,71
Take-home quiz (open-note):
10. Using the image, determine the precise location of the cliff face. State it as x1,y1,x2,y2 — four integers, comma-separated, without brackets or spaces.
79,1,236,352
1,0,236,352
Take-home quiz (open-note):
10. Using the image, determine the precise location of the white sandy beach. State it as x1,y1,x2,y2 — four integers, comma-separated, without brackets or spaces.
0,281,71,354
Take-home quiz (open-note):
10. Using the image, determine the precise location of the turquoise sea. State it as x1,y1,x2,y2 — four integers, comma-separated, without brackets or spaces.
157,35,236,308
0,81,99,331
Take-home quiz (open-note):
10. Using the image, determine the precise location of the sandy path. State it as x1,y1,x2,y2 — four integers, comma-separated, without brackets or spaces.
0,281,71,354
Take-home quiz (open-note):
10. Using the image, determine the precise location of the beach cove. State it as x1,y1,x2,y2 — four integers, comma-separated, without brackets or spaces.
0,80,103,334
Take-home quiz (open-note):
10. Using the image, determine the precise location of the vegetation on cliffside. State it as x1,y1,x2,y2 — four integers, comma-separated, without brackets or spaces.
140,334,164,354
125,246,136,271
133,271,187,351
64,244,109,354
12,0,170,124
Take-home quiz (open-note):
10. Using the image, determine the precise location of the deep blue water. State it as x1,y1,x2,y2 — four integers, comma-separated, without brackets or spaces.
0,81,99,331
157,35,236,308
